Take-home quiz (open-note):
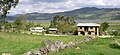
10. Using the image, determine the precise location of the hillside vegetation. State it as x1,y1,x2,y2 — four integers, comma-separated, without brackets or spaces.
6,7,120,20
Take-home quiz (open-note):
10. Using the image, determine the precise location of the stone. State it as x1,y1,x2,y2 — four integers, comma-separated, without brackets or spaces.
74,40,79,44
83,36,92,42
45,40,52,45
88,36,93,40
2,53,11,55
115,40,120,46
67,42,74,48
55,40,66,52
69,41,76,46
22,51,32,55
85,38,90,42
33,50,42,55
62,44,68,49
46,43,56,52
26,51,32,55
45,40,55,52
79,40,84,43
39,46,49,54
50,44,56,52
76,47,80,50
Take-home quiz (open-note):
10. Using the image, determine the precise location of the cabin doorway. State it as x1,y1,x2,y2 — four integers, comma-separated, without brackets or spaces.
81,31,85,35
84,27,88,31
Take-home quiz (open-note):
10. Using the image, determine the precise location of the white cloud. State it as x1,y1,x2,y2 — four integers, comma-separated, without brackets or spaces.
8,0,120,15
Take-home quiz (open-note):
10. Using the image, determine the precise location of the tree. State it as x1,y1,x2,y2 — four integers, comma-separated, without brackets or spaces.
13,14,26,32
0,0,19,23
25,22,34,30
50,15,76,34
100,22,109,35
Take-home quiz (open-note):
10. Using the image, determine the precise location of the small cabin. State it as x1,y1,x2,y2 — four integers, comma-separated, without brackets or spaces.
30,27,45,33
48,28,58,34
77,23,100,36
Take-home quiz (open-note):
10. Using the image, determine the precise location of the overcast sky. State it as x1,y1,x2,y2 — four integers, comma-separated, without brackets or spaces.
9,0,120,15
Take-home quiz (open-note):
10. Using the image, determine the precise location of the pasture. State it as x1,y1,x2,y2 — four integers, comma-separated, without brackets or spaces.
48,37,120,55
0,32,82,55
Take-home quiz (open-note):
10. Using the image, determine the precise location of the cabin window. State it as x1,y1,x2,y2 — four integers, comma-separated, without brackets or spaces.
81,31,85,35
80,27,82,29
36,29,42,30
84,27,88,31
90,27,93,29
95,32,97,35
32,29,35,30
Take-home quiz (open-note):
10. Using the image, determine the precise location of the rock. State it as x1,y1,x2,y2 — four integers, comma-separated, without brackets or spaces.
74,40,79,44
79,40,84,43
69,41,75,46
39,46,49,54
26,51,32,55
67,42,74,48
115,40,120,46
45,40,56,52
76,47,80,50
83,37,91,42
46,43,56,52
22,51,32,55
62,44,68,49
87,36,93,39
55,40,64,52
45,40,52,45
50,44,56,52
33,50,42,55
2,53,11,55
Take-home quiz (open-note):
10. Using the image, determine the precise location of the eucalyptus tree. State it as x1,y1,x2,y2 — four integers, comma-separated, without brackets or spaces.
0,0,19,23
50,15,76,33
13,14,26,32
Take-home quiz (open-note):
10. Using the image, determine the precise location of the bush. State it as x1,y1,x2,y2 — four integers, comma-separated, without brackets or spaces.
108,29,120,36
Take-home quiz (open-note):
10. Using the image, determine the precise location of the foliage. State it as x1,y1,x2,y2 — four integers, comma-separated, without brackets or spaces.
0,0,19,22
25,22,34,30
0,21,11,32
50,15,76,33
13,14,26,32
99,22,109,35
108,29,120,36
4,23,11,30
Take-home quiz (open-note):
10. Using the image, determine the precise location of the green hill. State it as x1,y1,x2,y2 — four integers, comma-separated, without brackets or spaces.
6,7,120,20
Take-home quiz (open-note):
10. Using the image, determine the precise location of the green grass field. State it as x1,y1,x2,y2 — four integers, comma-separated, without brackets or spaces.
0,32,82,55
109,22,120,29
1,32,120,55
48,38,120,55
0,22,120,55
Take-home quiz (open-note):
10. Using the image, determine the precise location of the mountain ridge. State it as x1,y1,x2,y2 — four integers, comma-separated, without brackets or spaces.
6,7,120,20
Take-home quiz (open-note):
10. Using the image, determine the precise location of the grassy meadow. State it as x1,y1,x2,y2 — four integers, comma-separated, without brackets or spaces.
48,38,120,55
1,32,120,55
0,32,82,55
109,22,120,29
0,22,120,55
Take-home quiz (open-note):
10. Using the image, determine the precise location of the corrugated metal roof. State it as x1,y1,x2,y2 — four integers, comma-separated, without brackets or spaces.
49,28,57,30
77,23,100,26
